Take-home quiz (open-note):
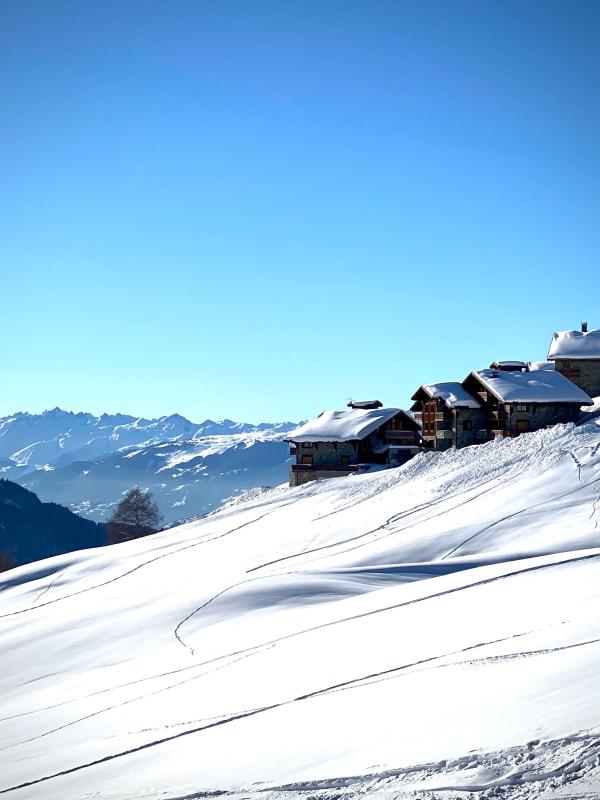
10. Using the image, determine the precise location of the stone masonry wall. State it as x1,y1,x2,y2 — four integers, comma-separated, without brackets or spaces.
453,408,488,448
505,403,581,435
555,359,600,398
297,440,357,467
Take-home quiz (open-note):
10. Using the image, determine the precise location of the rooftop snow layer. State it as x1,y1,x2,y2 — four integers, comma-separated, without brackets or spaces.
421,382,481,409
286,407,404,442
527,360,555,372
474,368,593,405
548,328,600,360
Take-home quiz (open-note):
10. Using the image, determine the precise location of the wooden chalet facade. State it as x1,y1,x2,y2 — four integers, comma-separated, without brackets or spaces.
286,404,421,487
548,324,600,398
411,383,486,450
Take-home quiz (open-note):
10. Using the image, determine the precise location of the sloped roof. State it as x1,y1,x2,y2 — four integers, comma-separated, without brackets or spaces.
472,369,593,405
419,382,481,409
548,329,600,360
286,407,415,442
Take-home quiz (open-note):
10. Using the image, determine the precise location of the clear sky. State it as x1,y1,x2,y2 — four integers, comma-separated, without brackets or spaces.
1,1,599,423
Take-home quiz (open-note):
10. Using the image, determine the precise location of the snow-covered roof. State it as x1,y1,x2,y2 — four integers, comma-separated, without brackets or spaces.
548,328,600,360
527,360,555,372
419,382,481,410
472,369,593,405
286,407,409,442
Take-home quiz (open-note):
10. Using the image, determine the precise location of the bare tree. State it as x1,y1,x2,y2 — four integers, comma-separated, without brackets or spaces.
0,551,16,573
107,487,162,545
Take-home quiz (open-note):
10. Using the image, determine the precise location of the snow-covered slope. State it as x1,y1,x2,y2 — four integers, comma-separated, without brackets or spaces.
0,410,296,522
1,420,600,799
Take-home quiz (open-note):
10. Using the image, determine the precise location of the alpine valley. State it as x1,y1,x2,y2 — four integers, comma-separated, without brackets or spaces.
0,409,297,524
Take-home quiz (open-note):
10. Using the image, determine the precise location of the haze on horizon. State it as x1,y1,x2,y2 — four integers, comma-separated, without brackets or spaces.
2,1,599,422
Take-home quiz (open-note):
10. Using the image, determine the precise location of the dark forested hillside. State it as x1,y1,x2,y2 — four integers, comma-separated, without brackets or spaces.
0,479,106,568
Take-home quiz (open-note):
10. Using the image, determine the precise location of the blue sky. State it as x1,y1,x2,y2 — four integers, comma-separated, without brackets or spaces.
1,1,599,422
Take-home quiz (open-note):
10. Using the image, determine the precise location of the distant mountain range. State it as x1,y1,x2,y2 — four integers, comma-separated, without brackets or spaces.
0,479,105,567
0,409,297,524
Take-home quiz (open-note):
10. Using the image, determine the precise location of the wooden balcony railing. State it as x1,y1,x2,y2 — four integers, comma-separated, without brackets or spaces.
384,431,420,444
291,463,359,473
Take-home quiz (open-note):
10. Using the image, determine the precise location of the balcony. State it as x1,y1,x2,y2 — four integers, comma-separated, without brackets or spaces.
291,463,359,473
384,430,420,445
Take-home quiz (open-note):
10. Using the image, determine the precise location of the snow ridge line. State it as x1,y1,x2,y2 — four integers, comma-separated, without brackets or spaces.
247,463,536,574
443,474,600,559
170,549,600,701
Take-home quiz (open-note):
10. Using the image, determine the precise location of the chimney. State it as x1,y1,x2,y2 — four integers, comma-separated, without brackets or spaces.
582,321,588,333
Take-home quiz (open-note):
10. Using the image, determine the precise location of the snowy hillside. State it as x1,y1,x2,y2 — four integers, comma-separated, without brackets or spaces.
0,410,296,522
1,419,600,799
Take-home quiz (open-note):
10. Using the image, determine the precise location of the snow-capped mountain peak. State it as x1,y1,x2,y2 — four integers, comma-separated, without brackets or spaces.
0,410,297,523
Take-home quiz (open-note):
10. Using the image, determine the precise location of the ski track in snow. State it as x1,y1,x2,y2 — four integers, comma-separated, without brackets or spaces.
2,551,599,796
2,421,600,799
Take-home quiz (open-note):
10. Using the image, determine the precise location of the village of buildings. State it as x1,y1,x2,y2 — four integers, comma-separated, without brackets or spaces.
286,324,600,487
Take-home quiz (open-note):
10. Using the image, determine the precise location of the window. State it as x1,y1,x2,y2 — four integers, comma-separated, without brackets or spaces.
341,455,350,466
462,420,472,431
302,454,313,465
515,404,528,412
302,442,313,449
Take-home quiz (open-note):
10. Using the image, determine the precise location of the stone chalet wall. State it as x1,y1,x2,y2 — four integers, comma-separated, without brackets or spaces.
296,440,357,467
453,407,488,448
504,403,581,434
291,468,354,488
555,359,600,398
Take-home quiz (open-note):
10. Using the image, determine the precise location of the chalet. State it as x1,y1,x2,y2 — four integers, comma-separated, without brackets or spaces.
410,383,485,450
547,323,600,398
286,404,421,487
462,367,593,439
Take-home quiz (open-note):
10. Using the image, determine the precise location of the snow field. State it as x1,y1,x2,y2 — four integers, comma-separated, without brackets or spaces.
1,420,600,799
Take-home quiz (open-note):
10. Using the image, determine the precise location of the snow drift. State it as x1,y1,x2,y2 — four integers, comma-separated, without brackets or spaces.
1,419,600,799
